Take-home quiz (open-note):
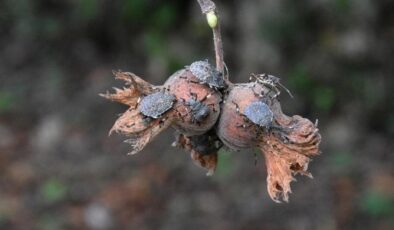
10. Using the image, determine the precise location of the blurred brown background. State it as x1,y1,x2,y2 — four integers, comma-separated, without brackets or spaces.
0,0,393,229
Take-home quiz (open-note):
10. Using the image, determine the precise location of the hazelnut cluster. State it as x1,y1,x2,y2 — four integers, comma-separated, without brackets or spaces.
101,60,321,202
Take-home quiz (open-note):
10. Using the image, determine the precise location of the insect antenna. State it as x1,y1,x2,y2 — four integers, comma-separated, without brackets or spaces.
277,81,294,98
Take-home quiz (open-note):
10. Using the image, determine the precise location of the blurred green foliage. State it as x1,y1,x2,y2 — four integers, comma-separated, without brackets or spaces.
288,65,336,112
152,4,177,31
258,2,304,45
0,91,14,113
40,178,67,203
76,0,99,21
335,0,350,12
122,0,149,22
363,78,385,110
37,215,64,230
288,65,314,94
120,0,180,74
259,15,299,44
144,31,166,57
313,86,335,112
360,191,394,217
330,151,353,172
216,149,234,177
167,57,186,73
0,209,11,227
145,3,178,58
41,17,61,39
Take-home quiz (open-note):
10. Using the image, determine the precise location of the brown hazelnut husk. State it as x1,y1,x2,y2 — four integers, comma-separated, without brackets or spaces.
217,81,321,202
101,62,223,155
101,69,322,203
164,69,222,136
217,83,265,150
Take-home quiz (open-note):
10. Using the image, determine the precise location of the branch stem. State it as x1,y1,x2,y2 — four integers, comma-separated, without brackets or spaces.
213,20,225,75
197,0,226,79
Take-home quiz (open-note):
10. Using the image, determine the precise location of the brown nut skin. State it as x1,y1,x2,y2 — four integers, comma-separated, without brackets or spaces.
102,68,223,154
217,81,321,202
164,69,222,136
217,83,269,150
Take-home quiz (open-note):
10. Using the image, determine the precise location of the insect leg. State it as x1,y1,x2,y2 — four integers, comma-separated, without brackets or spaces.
232,101,240,114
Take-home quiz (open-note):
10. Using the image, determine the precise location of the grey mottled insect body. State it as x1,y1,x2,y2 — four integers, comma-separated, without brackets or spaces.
140,91,176,118
187,99,211,123
189,60,226,89
243,101,273,128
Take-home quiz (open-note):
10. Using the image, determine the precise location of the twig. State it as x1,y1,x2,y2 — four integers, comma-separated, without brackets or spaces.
197,0,226,79
197,0,216,13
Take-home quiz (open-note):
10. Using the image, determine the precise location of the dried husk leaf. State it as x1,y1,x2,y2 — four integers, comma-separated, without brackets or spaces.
124,117,173,155
102,71,174,155
260,102,321,202
100,71,156,107
173,133,219,176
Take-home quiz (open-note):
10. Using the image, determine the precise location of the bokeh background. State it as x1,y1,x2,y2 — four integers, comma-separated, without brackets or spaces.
1,0,393,229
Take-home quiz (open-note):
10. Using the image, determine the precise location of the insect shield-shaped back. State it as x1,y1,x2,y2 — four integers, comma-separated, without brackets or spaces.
165,61,223,136
186,98,211,122
189,60,227,89
244,101,273,129
140,91,176,119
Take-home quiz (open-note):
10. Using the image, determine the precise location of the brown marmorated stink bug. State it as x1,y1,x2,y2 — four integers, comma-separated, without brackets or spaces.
139,91,176,119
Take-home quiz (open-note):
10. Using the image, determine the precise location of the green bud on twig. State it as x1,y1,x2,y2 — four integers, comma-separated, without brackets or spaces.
206,11,218,28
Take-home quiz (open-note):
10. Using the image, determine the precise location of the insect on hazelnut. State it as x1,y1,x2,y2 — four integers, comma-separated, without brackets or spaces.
164,61,224,136
216,77,321,202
